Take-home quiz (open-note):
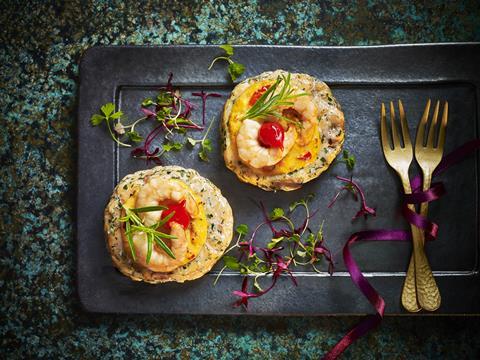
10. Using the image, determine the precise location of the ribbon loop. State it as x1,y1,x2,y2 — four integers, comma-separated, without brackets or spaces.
323,139,480,359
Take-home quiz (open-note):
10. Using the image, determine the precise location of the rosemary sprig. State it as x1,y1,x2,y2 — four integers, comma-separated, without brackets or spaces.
120,205,177,262
240,73,307,125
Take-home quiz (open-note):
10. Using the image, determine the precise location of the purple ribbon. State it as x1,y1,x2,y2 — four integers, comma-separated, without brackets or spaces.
323,139,480,360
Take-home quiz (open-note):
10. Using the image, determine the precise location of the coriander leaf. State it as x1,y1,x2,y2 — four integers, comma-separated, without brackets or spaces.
228,62,245,81
223,255,240,271
101,103,115,117
289,200,304,212
187,137,197,147
202,139,213,152
340,150,356,171
142,98,154,107
235,224,249,236
199,148,209,162
90,114,105,126
267,237,283,249
109,110,123,120
157,91,173,106
297,250,307,258
289,234,301,243
126,131,143,142
198,139,213,162
220,44,234,56
163,142,183,152
306,233,316,246
269,207,284,220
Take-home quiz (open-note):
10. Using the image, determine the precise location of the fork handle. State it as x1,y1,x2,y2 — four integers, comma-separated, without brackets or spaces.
402,173,441,312
412,226,441,311
401,208,422,312
416,172,441,310
403,215,440,312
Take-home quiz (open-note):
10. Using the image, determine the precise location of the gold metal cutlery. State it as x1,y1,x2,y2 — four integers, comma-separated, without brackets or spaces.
380,100,448,312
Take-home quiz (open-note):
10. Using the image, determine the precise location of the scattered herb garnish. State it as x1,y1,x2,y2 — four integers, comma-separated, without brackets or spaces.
336,149,356,171
215,194,334,308
208,44,246,81
328,176,376,220
187,117,215,162
119,205,176,263
90,103,130,147
241,73,307,127
91,74,221,164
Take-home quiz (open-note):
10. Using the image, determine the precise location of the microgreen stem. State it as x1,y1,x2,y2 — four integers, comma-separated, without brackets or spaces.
208,56,233,70
124,116,147,131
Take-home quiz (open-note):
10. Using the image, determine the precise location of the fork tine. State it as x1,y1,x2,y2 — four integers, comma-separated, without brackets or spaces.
416,99,431,148
390,101,401,149
398,100,411,148
380,103,390,150
437,101,449,150
427,100,440,147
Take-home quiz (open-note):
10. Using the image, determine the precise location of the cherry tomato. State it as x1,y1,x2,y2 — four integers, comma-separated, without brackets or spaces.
161,199,190,229
258,122,285,149
249,85,271,105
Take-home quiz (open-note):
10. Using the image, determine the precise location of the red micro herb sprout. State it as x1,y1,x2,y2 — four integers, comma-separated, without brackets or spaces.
91,74,221,163
192,90,222,126
328,176,376,220
215,194,334,309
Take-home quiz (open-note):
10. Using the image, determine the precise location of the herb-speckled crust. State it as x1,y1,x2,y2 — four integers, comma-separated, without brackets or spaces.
104,166,233,283
222,70,345,191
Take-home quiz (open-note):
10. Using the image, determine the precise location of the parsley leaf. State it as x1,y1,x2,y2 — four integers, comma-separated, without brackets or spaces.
228,62,245,81
208,45,246,82
163,141,183,152
90,114,104,126
269,208,285,220
343,150,356,171
223,255,240,270
267,237,284,249
126,131,143,142
198,145,211,162
235,224,249,236
141,98,154,107
188,117,215,162
101,103,115,117
336,149,356,171
220,44,234,56
187,137,197,147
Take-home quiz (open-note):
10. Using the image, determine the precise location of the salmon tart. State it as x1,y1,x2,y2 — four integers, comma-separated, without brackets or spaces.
222,70,345,191
104,166,233,283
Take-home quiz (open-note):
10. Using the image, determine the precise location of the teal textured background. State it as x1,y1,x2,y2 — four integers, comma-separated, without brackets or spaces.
1,0,480,358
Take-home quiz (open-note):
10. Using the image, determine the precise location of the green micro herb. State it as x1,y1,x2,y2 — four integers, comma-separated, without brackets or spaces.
187,117,215,162
208,44,245,81
119,205,176,263
91,74,221,164
213,224,250,285
336,149,356,171
240,73,307,126
90,103,131,147
214,195,334,308
163,141,184,152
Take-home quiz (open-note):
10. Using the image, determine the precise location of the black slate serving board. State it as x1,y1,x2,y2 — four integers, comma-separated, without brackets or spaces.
77,44,480,315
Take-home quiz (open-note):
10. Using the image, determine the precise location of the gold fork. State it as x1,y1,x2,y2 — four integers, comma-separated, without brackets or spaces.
380,101,435,312
402,100,448,312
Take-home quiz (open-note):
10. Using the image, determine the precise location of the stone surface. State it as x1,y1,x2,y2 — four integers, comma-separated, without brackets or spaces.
1,0,479,358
